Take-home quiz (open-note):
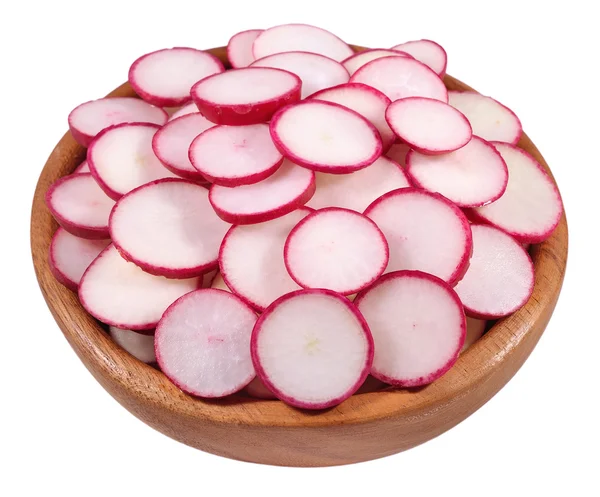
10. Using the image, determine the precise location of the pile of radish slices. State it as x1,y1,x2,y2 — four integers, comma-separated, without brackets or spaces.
46,23,563,410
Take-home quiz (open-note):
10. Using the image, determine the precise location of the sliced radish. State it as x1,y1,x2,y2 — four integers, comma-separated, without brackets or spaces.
364,188,472,286
251,289,373,409
390,40,448,77
189,124,283,186
454,224,534,318
355,270,465,387
210,272,231,292
245,377,277,400
270,100,382,173
156,289,257,397
448,91,522,145
201,269,218,289
46,173,115,239
385,143,411,167
168,102,199,121
209,160,315,224
190,67,301,125
73,160,90,174
342,48,412,75
228,29,264,68
252,23,353,62
463,317,487,352
68,97,167,147
405,136,508,207
109,326,156,364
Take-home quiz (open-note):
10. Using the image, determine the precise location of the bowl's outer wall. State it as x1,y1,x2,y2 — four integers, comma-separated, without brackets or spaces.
31,45,568,467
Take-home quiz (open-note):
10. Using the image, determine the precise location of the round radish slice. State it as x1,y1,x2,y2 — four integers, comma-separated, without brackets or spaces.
390,40,448,77
168,102,199,121
252,23,353,63
129,47,225,107
49,228,110,291
250,51,349,98
191,67,301,125
342,48,413,75
470,143,563,243
46,173,115,239
189,124,283,186
228,29,263,68
251,289,373,409
284,208,389,295
209,160,315,224
355,270,465,387
68,97,167,147
405,136,508,207
246,377,277,400
454,224,534,318
350,56,448,103
109,326,156,364
463,317,487,352
386,143,411,167
364,188,472,286
386,97,472,154
73,160,90,174
156,289,257,397
270,100,382,174
448,91,522,145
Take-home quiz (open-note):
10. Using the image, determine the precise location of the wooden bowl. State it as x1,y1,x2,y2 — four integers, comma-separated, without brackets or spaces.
30,45,568,467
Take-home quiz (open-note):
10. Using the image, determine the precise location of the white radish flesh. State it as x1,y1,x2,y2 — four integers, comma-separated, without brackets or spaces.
342,48,412,76
246,377,277,399
109,326,156,364
463,318,487,352
385,143,411,167
73,160,90,174
390,40,448,76
168,102,199,121
227,29,263,68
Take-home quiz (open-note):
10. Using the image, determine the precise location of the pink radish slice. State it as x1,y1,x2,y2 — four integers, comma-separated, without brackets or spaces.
46,173,115,239
88,123,178,200
454,224,534,318
250,51,349,98
189,124,283,186
110,179,230,279
390,40,448,77
129,47,225,107
201,269,218,289
364,188,472,286
342,48,413,75
79,245,200,330
462,317,487,352
385,143,411,167
191,67,301,125
270,100,382,174
156,289,257,398
252,23,353,63
228,29,263,68
470,143,563,243
210,272,231,292
168,102,199,121
209,160,315,224
448,91,522,145
251,289,373,409
405,136,508,207
48,228,110,291
350,56,448,103
73,160,90,174
109,326,156,364
355,270,465,387
246,377,277,400
68,98,167,147
284,208,389,295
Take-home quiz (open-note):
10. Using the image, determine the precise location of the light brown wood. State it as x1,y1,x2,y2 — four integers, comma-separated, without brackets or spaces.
30,45,568,467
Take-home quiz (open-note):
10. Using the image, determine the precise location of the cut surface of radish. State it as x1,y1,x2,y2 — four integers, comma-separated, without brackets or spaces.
228,29,263,68
246,377,277,399
73,160,90,174
364,188,472,286
156,289,257,398
110,179,230,278
168,102,199,121
251,289,373,409
191,67,301,125
342,48,412,76
453,224,534,318
109,326,156,364
210,272,231,292
385,143,411,167
390,40,447,76
270,100,382,173
355,270,465,387
463,318,487,352
189,124,283,186
405,136,508,207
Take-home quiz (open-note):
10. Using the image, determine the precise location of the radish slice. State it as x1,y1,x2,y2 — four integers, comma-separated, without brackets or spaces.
246,377,277,399
351,56,448,103
209,160,315,224
189,124,283,186
109,326,156,364
284,208,389,295
201,269,218,289
385,143,411,167
73,160,90,174
405,136,508,207
390,40,448,77
79,245,200,330
463,318,487,352
49,228,110,291
364,188,472,286
110,179,230,278
68,98,167,147
250,51,349,98
88,123,178,200
448,91,522,145
386,97,472,154
342,48,413,75
252,23,353,62
454,224,534,318
219,208,312,311
355,270,465,387
270,100,382,173
228,29,264,68
46,173,115,239
168,102,199,121
191,67,301,125
470,143,563,243
156,289,257,398
251,289,373,409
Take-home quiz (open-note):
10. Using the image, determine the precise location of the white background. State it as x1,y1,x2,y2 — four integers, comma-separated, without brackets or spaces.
1,1,598,495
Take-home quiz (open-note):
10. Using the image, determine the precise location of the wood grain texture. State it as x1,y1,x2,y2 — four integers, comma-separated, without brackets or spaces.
30,45,568,467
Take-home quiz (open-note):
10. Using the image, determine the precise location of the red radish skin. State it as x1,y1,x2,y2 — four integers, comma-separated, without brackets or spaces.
462,317,487,352
342,49,413,76
251,289,374,409
385,143,411,167
109,326,156,364
190,67,302,125
246,377,277,400
201,269,218,289
168,102,199,121
390,40,448,77
227,29,264,68
73,160,90,174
